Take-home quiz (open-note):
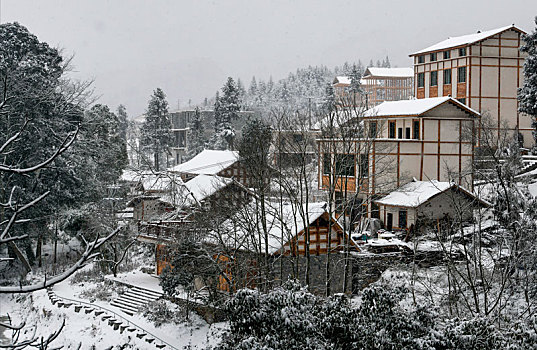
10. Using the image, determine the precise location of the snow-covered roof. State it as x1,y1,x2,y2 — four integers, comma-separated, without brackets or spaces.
363,97,480,117
375,179,489,208
212,201,339,255
168,150,239,175
363,67,413,78
158,174,234,208
140,173,183,193
333,76,351,85
411,25,525,55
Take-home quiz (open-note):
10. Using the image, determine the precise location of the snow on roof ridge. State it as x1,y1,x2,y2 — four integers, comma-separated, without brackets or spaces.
411,24,524,55
168,149,239,175
363,96,480,117
364,67,414,78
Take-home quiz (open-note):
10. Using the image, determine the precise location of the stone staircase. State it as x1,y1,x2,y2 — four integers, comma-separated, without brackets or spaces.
110,286,163,316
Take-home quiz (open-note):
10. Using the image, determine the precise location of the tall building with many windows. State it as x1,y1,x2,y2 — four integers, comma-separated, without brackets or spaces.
409,25,530,147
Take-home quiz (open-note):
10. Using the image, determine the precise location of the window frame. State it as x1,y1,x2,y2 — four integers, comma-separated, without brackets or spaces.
430,71,438,86
334,154,356,177
388,121,396,139
323,153,331,175
430,52,437,62
413,120,420,140
458,47,467,57
417,55,425,64
457,66,467,83
443,69,452,85
398,128,403,139
369,121,378,138
443,50,451,59
417,72,425,88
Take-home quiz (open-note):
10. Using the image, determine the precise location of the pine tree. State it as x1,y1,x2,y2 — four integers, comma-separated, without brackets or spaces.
368,59,374,67
519,16,537,151
383,55,391,68
249,76,258,96
140,88,171,171
116,104,129,141
186,107,205,159
210,78,241,150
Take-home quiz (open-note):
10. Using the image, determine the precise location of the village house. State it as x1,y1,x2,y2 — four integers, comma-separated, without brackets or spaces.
332,67,414,108
317,96,479,221
210,201,359,294
168,149,250,186
410,25,530,147
374,179,490,231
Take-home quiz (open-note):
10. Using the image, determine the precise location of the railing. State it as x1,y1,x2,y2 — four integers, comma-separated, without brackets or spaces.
48,289,179,350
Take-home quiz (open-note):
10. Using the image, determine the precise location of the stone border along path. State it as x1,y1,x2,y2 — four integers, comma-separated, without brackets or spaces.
46,288,177,350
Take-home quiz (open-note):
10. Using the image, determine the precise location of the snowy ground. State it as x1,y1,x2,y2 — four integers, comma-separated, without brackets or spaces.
0,267,227,349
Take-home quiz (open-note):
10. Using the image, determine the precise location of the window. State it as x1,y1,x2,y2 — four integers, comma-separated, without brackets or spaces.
418,55,425,64
430,71,438,86
405,127,411,139
360,154,369,178
369,121,377,138
399,210,407,229
335,154,355,177
459,47,467,56
389,121,396,138
417,73,425,88
323,153,331,175
457,98,466,105
443,69,452,84
457,66,467,83
443,50,451,59
430,52,437,62
413,120,420,140
293,134,303,143
398,128,403,139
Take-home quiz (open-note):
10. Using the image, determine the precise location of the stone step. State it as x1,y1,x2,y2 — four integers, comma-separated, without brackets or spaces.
117,294,148,306
145,338,155,344
110,300,139,313
94,311,104,316
155,344,166,349
124,290,160,302
74,305,83,313
136,333,146,339
132,287,163,298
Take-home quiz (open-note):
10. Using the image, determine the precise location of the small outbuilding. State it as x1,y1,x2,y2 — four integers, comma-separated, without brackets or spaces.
374,179,490,231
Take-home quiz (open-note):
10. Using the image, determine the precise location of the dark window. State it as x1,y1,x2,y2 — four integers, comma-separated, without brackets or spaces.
405,127,411,139
369,121,377,138
443,50,451,59
430,71,438,86
418,55,425,64
430,52,437,62
293,134,303,143
398,128,403,139
457,67,467,83
323,153,331,175
458,47,467,56
399,210,407,229
360,154,369,178
413,120,420,140
443,69,452,84
417,73,425,88
371,202,380,219
335,154,355,177
389,121,396,138
457,98,466,105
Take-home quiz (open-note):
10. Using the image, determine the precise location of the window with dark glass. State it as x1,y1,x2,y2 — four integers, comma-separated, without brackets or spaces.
457,66,467,83
443,69,452,84
417,73,425,88
430,52,437,62
405,127,411,139
458,47,467,56
418,55,425,64
323,153,331,175
413,120,420,139
335,154,355,177
389,121,396,138
430,71,438,86
360,154,369,178
398,128,403,139
369,121,377,138
443,50,450,59
457,98,466,105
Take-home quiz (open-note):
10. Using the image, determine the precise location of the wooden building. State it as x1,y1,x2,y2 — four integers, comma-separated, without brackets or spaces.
332,67,414,108
409,25,530,147
168,149,250,187
374,179,490,231
317,97,479,216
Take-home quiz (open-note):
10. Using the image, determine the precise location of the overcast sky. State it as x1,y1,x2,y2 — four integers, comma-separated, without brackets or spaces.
3,0,537,116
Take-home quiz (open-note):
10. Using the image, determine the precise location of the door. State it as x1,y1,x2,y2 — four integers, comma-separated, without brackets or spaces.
399,210,407,229
387,213,393,232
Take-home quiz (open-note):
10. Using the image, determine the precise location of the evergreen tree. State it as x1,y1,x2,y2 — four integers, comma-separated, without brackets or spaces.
519,16,537,151
186,107,205,159
368,59,374,67
249,76,258,95
383,55,391,68
116,104,129,141
140,88,171,171
211,78,241,150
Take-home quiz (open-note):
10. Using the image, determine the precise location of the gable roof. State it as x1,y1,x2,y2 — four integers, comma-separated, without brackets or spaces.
375,179,490,208
333,76,351,85
159,174,234,208
363,67,414,78
212,201,346,255
410,24,526,56
363,97,480,118
168,149,239,175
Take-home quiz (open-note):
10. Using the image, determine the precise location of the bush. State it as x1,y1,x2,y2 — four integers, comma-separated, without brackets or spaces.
141,299,187,327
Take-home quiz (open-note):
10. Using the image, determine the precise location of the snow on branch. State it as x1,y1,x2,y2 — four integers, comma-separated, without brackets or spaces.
0,228,121,293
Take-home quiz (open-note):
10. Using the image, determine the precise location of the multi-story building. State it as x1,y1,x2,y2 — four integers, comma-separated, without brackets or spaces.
317,97,478,218
332,67,414,108
169,109,215,165
409,25,530,147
